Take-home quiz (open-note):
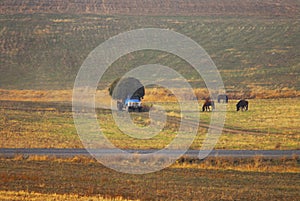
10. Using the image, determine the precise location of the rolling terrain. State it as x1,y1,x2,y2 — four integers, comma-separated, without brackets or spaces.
0,0,299,93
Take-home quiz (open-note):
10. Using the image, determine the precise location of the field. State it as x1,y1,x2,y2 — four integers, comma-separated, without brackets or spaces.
1,96,299,201
0,13,299,92
0,97,299,150
0,190,135,201
0,1,299,200
0,156,299,201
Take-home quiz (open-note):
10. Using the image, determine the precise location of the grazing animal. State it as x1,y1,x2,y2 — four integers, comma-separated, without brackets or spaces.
236,100,248,111
217,94,228,103
202,99,215,112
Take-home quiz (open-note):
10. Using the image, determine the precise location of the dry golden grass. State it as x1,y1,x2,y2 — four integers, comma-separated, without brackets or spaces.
1,159,299,201
4,154,97,164
174,155,300,173
0,87,298,104
0,190,137,201
0,89,299,150
248,86,300,99
1,98,299,150
0,89,72,102
3,154,299,174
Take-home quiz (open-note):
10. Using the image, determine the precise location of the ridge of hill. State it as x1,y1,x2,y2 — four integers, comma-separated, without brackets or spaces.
0,0,299,18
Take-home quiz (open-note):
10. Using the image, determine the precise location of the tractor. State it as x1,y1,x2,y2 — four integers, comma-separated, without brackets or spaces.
117,97,142,112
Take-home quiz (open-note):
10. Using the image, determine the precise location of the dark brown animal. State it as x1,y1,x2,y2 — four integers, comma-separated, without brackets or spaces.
236,100,248,111
202,99,215,112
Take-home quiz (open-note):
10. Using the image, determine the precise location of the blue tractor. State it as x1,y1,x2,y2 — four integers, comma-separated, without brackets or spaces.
117,96,143,112
124,97,142,112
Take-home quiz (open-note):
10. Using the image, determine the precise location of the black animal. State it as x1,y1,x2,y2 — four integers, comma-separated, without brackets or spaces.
236,100,248,111
218,94,228,103
202,99,215,112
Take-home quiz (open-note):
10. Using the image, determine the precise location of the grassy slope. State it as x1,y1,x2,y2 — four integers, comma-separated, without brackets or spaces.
0,14,299,91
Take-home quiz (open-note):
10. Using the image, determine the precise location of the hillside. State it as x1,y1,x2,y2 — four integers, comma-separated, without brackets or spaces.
0,1,299,95
1,0,299,17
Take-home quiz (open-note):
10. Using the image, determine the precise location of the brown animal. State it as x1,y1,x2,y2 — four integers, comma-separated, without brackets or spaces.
202,99,215,112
